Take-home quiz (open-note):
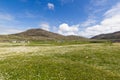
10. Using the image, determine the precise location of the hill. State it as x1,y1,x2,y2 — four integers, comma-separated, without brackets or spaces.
92,31,120,42
12,29,65,40
0,28,88,42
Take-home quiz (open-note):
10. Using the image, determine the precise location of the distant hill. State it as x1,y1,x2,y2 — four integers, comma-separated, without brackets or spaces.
12,29,65,40
91,31,120,42
0,29,88,42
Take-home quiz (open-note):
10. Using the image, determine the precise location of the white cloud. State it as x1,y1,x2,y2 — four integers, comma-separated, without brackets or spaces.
88,0,109,14
0,13,14,21
83,0,110,29
1,29,23,34
0,12,28,35
79,3,120,38
40,22,50,31
81,19,96,27
0,25,23,34
90,0,108,6
58,23,79,35
52,26,58,33
47,3,54,10
104,3,120,18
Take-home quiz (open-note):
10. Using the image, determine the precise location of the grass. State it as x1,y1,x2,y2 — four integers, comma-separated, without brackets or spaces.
28,40,90,46
0,43,120,80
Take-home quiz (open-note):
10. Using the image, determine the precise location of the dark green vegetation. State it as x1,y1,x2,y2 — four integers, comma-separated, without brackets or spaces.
28,40,90,46
0,43,120,80
92,31,120,42
28,40,110,46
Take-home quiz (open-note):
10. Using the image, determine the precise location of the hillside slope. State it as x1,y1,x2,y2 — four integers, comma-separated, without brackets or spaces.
92,31,120,42
12,29,65,40
0,29,88,41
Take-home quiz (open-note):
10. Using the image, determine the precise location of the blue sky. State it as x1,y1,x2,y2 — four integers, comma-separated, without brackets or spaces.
0,0,120,37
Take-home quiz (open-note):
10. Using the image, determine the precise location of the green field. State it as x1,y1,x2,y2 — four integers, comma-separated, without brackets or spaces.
0,43,120,80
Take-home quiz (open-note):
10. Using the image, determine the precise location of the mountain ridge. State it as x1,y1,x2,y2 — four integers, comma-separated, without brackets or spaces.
0,28,88,42
91,31,120,42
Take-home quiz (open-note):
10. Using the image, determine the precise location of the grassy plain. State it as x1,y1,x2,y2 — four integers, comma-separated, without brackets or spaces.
0,42,120,80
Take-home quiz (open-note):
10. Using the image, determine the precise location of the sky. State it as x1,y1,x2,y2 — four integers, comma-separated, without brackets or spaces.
0,0,120,38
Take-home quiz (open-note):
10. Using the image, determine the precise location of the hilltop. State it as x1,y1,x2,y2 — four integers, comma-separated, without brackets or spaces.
0,29,88,42
92,31,120,42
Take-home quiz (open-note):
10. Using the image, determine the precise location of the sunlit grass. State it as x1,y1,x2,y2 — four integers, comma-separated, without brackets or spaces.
0,43,120,80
